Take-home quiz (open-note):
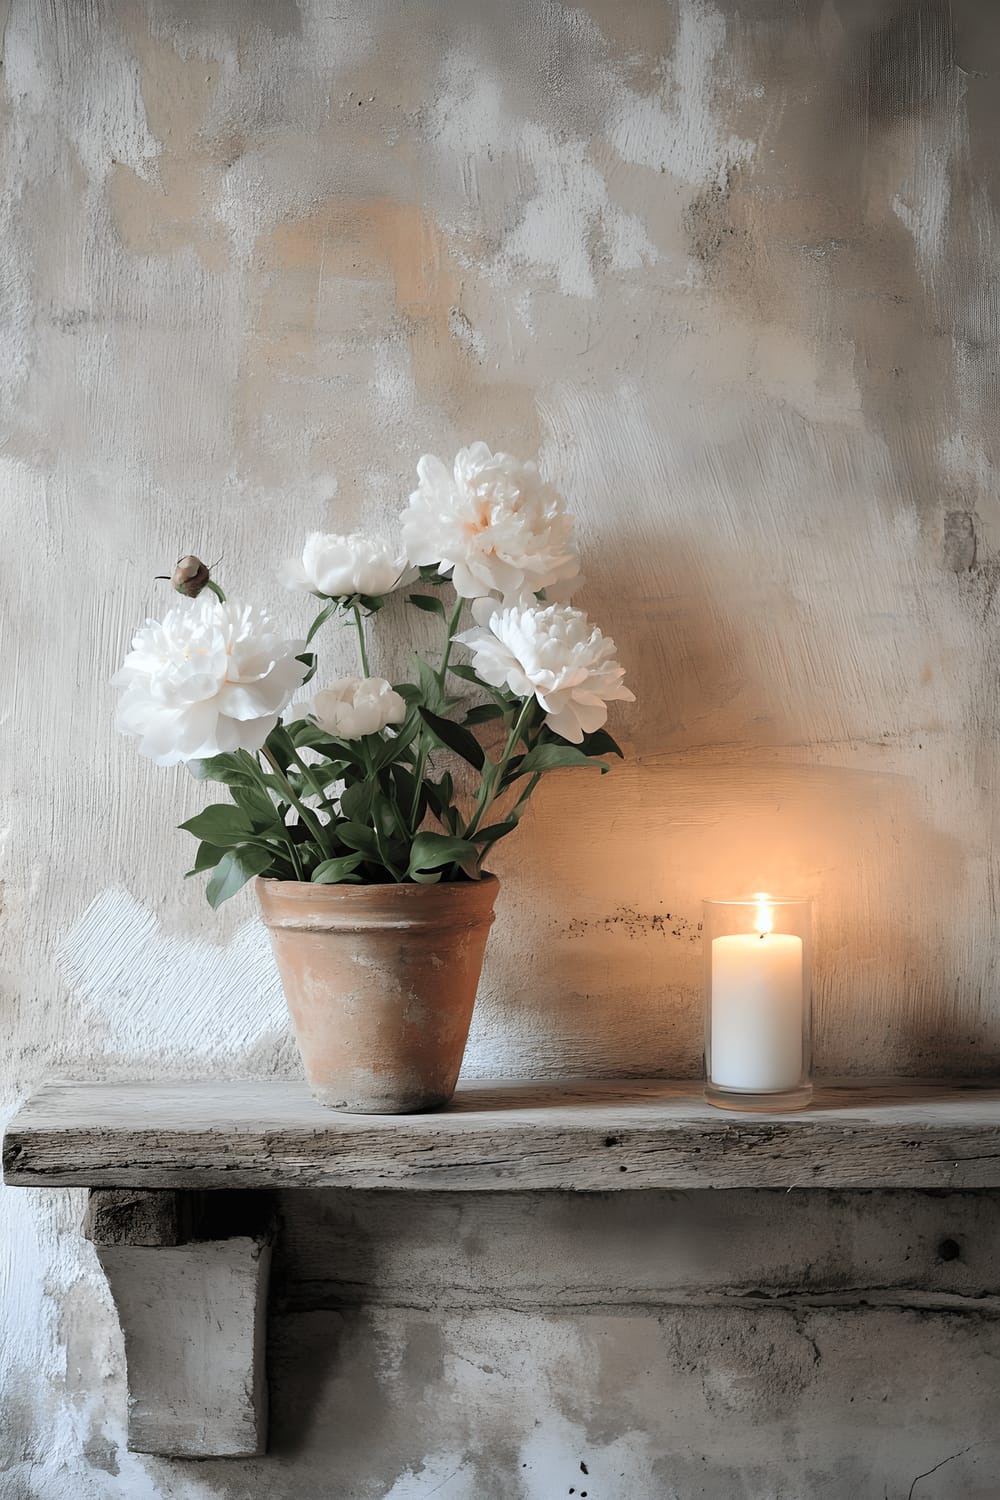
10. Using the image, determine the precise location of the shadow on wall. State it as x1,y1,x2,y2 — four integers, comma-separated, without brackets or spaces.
467,0,1000,1081
693,0,997,517
492,765,973,1078
266,1193,380,1459
470,514,982,1080
837,0,1000,434
844,0,954,127
473,510,983,1074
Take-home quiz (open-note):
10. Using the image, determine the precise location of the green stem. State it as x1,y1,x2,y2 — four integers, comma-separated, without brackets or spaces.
306,600,336,646
359,741,402,882
466,698,536,839
283,835,305,882
291,747,331,812
372,815,402,881
407,598,466,831
250,756,304,880
260,746,330,853
205,578,226,603
437,598,465,686
513,771,542,814
469,773,542,873
352,605,370,677
408,739,429,829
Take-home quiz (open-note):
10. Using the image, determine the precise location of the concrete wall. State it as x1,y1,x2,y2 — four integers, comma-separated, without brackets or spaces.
1,1,998,1495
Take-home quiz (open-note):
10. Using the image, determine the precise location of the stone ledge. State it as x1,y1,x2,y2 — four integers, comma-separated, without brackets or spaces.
84,1189,272,1459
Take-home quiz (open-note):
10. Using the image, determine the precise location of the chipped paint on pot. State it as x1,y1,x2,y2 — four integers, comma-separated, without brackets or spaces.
257,875,499,1112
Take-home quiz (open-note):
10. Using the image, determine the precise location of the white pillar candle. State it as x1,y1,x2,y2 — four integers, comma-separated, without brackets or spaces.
710,931,804,1091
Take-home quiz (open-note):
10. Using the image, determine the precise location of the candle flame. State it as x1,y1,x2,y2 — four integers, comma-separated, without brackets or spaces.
753,892,773,937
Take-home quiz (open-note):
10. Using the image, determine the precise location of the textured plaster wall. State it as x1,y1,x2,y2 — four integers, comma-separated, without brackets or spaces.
1,1,999,1496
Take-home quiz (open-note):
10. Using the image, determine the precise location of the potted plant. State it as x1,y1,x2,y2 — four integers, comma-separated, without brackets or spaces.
113,444,634,1112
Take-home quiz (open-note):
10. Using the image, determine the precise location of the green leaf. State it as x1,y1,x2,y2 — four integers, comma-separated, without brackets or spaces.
336,821,380,858
293,722,361,768
292,722,330,750
311,854,365,884
408,832,479,877
389,765,425,831
472,819,519,845
339,780,374,823
179,804,256,847
373,794,399,839
205,846,274,909
184,841,226,877
417,707,485,770
506,743,609,780
306,600,339,645
296,651,318,686
415,655,453,715
407,593,446,619
423,772,458,833
187,753,259,789
291,839,325,866
263,724,296,773
229,783,280,828
303,766,348,800
577,727,624,759
448,663,514,710
368,714,419,771
464,703,504,726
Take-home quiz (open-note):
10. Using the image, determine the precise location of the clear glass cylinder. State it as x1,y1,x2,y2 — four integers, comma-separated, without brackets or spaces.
703,895,812,1112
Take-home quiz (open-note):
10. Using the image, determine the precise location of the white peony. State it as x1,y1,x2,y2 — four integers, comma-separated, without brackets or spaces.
279,532,408,599
401,442,579,604
455,601,634,744
310,677,407,740
113,595,307,766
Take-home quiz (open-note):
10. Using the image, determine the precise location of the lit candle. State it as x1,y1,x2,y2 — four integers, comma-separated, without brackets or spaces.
710,894,804,1092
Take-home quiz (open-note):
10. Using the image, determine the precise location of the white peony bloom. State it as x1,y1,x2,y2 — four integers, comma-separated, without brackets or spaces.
310,677,407,740
401,442,579,604
455,601,635,744
113,596,307,766
279,532,408,599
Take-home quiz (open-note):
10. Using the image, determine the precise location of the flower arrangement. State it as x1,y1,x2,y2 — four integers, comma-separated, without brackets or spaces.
114,443,635,907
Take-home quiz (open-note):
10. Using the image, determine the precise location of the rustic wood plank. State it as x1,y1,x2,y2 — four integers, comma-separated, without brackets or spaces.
5,1079,1000,1191
84,1188,192,1247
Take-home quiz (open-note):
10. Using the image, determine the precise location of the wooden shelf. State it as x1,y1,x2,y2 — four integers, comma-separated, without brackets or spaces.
6,1078,1000,1192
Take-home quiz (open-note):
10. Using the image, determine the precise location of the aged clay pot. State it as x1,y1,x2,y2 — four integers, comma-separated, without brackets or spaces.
257,875,498,1113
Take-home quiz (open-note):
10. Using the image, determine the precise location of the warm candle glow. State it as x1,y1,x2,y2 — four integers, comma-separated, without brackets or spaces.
704,895,812,1110
753,892,773,937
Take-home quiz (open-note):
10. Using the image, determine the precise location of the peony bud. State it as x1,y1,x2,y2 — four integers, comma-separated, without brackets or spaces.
157,555,211,598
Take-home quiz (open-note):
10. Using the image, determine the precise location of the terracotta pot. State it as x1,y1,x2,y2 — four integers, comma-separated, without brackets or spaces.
257,875,499,1113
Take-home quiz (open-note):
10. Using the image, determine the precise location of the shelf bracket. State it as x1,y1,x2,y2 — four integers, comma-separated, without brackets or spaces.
84,1188,273,1459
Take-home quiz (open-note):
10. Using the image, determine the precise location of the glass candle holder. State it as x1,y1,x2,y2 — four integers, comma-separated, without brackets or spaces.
703,895,812,1112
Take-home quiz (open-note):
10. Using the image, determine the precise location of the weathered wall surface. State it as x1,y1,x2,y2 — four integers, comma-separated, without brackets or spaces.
1,0,999,1495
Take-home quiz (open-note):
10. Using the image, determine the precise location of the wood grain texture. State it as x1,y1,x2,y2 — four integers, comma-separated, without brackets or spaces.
6,1078,1000,1191
83,1188,191,1247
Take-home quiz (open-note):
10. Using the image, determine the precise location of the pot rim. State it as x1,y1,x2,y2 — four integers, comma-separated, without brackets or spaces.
256,872,499,897
255,870,499,932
